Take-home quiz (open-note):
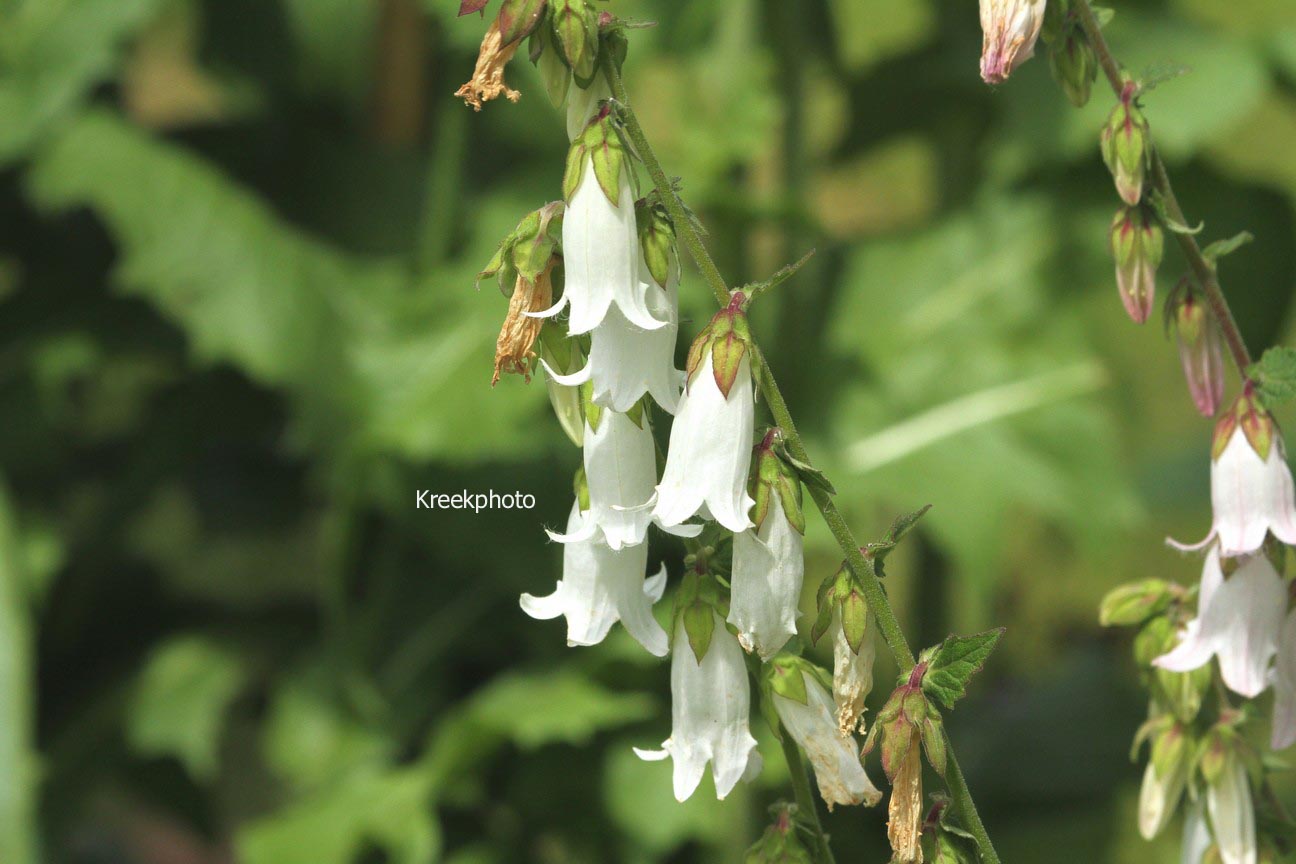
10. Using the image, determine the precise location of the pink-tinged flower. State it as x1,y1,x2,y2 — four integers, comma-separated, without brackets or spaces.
1173,290,1225,418
1171,390,1296,556
1109,206,1162,324
1154,546,1286,698
634,615,762,801
520,500,669,656
979,0,1047,84
1271,610,1296,751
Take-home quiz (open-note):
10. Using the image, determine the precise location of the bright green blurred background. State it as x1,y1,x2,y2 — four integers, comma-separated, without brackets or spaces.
1,0,1295,861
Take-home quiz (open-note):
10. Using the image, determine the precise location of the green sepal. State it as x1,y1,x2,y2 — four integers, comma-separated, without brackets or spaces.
563,140,588,201
710,313,750,399
529,12,571,107
743,804,815,864
1237,390,1275,461
879,704,917,782
623,397,647,429
588,119,627,205
750,477,771,533
573,467,590,512
683,324,713,389
1150,722,1190,781
1099,579,1175,627
921,628,1005,711
637,202,675,290
478,203,564,293
580,379,603,433
681,603,714,664
776,474,805,535
922,711,947,778
840,589,869,655
551,0,598,84
497,0,547,45
1196,727,1231,787
809,575,837,646
766,655,809,706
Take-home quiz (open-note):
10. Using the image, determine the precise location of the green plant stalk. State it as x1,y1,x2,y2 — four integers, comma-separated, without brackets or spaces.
1071,0,1253,377
603,53,1002,864
780,731,837,864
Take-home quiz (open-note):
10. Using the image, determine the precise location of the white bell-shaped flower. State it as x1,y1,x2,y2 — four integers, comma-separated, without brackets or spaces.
773,670,882,810
652,353,755,533
1173,424,1296,557
728,493,804,660
1138,758,1187,840
1271,609,1296,751
1208,757,1256,864
1181,801,1211,864
532,155,666,335
1155,547,1286,698
549,410,656,550
541,256,685,414
520,500,669,656
832,608,876,736
634,615,761,801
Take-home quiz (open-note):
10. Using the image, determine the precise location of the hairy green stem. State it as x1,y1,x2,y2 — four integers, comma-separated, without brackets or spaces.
1072,0,1253,377
604,52,1002,864
780,732,837,864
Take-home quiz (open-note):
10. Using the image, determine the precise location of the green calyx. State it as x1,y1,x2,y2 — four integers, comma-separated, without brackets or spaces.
762,653,832,708
744,804,814,864
478,201,565,296
1100,82,1149,206
549,0,599,84
1098,579,1176,627
862,669,944,781
637,200,676,290
527,7,571,107
1133,616,1210,723
1108,206,1161,270
563,108,631,205
750,429,805,535
573,466,590,512
684,293,752,399
674,569,725,664
810,565,869,653
1046,8,1097,108
496,0,548,46
1214,387,1276,462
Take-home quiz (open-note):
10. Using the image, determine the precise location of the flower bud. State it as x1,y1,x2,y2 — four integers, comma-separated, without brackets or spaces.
978,0,1047,84
744,805,815,864
1138,722,1190,839
1100,84,1150,205
1171,290,1225,417
550,0,599,84
1048,26,1097,107
1109,205,1162,324
1098,579,1175,627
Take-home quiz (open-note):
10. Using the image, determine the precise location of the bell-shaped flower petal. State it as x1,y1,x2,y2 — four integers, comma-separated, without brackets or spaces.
832,608,875,736
978,0,1046,84
773,670,882,810
520,501,669,656
1155,548,1286,698
1173,428,1296,556
1271,609,1296,751
541,258,684,415
1138,759,1188,840
566,76,611,141
555,410,657,550
634,616,760,801
1181,800,1211,864
728,493,804,660
652,353,756,533
534,156,666,335
1208,758,1256,864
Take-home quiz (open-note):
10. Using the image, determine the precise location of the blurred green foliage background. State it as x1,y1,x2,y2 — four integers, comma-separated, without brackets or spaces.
1,0,1295,861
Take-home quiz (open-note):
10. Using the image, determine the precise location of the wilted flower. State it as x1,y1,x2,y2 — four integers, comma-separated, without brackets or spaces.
888,726,925,863
771,667,882,809
540,254,685,414
493,262,555,385
455,20,523,111
1271,610,1296,751
979,0,1047,84
520,500,669,656
635,613,762,801
832,607,875,735
1172,390,1296,556
1154,546,1286,699
1173,289,1226,418
1109,206,1162,324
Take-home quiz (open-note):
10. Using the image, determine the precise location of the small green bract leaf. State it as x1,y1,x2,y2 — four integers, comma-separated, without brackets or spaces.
1248,346,1296,408
682,605,714,663
1201,231,1254,264
921,628,1004,710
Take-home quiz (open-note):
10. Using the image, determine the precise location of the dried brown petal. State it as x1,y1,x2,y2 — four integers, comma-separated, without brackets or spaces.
887,728,924,864
493,262,553,385
455,20,521,111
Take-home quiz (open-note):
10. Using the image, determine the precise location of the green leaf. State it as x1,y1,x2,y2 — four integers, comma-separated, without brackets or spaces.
462,670,655,750
1248,346,1296,408
1201,231,1254,265
921,628,1004,710
126,636,247,780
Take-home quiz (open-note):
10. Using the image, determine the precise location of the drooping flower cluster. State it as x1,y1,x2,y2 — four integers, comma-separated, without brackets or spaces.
463,0,889,814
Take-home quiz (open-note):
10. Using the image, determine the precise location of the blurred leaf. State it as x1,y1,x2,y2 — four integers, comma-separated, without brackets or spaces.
0,484,37,864
1249,346,1296,408
238,766,439,864
604,744,731,854
126,636,247,780
827,0,933,73
0,0,168,162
